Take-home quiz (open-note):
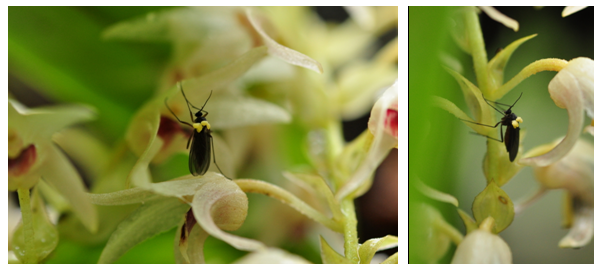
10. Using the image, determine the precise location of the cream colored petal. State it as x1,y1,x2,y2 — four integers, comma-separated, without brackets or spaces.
8,100,95,154
102,7,245,42
39,144,97,233
174,46,268,106
87,187,159,206
201,92,292,130
184,224,209,263
562,6,588,17
191,177,263,251
520,58,593,167
344,6,375,30
338,61,397,121
479,6,519,32
559,206,593,248
451,217,512,264
337,80,397,200
246,9,323,74
358,235,398,264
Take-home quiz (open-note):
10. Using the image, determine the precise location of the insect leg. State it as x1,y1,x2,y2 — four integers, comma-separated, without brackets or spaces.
468,131,503,142
460,119,504,142
209,134,230,180
165,98,194,128
459,118,502,128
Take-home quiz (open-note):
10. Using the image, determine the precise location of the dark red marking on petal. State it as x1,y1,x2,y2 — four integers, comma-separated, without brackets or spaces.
8,144,37,177
180,208,197,245
158,116,191,146
385,109,398,138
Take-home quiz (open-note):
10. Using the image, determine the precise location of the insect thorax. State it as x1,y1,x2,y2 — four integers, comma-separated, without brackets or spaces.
193,120,211,133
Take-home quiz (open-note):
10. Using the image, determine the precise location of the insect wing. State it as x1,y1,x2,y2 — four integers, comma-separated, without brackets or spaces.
189,129,211,176
504,126,520,162
504,124,511,153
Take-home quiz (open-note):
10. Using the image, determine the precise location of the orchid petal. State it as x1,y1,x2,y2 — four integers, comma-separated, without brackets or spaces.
487,34,537,88
451,217,512,264
246,9,323,74
479,7,519,32
520,58,593,167
98,197,190,264
39,144,98,233
8,99,95,151
381,252,398,264
358,235,398,264
88,187,159,206
562,6,588,17
191,177,263,251
336,80,397,200
559,206,593,248
102,7,244,42
320,235,352,264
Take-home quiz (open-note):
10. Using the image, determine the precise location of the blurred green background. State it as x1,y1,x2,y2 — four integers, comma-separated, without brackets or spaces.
409,6,593,264
9,7,170,143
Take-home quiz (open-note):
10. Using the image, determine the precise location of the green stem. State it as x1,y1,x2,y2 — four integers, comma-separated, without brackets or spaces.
464,7,493,93
17,188,36,264
342,198,360,263
326,119,344,165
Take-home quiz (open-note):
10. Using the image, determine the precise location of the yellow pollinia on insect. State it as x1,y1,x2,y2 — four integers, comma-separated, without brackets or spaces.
193,121,211,133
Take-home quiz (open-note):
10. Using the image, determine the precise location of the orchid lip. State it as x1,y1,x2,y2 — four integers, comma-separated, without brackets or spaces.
8,144,37,177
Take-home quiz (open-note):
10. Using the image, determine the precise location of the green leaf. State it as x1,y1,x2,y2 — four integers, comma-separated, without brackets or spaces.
319,235,352,264
486,34,537,91
445,67,492,124
472,181,514,233
358,235,398,264
98,197,190,264
13,188,59,263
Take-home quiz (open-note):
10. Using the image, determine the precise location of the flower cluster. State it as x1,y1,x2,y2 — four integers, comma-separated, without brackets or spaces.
8,6,398,264
412,6,593,263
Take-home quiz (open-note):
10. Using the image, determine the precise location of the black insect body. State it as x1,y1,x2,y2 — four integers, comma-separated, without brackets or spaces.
165,83,227,177
461,93,524,162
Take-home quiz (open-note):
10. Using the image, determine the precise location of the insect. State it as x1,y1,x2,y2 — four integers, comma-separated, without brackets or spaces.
460,92,524,162
165,82,228,177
